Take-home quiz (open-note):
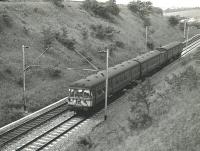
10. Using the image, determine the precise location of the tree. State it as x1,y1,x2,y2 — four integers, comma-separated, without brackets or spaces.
128,78,154,129
168,16,179,26
128,0,153,17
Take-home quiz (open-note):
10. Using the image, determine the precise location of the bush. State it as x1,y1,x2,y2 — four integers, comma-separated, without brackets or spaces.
115,41,125,48
81,28,89,40
168,16,179,26
90,24,117,40
147,41,154,50
55,27,76,50
23,26,29,35
4,68,12,74
165,66,199,92
128,0,152,18
2,12,13,27
17,77,23,87
106,0,120,16
128,79,154,130
56,36,76,50
78,136,93,149
51,0,64,8
41,27,55,49
107,43,117,56
48,68,62,78
151,7,163,16
82,0,120,20
192,22,200,29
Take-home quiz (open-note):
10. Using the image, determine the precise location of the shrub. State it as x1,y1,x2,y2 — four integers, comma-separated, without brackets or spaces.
78,136,93,149
41,27,55,49
2,12,13,27
168,16,179,26
23,26,29,35
55,28,76,50
82,0,120,20
115,41,125,48
106,0,120,16
128,79,154,130
107,43,117,56
5,68,12,74
51,0,64,8
90,24,117,40
147,41,154,50
17,77,23,87
128,0,152,18
81,28,89,40
192,22,200,29
165,66,199,92
151,7,163,16
128,111,152,129
48,68,62,78
56,36,76,50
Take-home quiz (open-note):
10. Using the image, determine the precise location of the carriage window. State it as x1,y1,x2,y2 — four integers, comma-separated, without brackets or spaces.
77,89,83,97
69,89,83,97
69,89,75,97
83,90,90,98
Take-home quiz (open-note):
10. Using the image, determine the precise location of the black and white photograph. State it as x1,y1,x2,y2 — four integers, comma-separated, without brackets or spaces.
0,0,200,150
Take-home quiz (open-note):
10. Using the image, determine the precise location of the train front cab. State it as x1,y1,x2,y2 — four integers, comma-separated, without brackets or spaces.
68,87,94,111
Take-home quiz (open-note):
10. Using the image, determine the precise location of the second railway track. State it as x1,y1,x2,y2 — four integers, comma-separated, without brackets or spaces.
0,101,71,148
15,114,87,151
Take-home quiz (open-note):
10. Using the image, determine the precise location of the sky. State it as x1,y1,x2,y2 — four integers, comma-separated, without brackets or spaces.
91,0,200,9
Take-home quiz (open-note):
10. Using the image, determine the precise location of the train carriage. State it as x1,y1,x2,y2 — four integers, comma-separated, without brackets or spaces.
157,41,183,62
133,50,161,77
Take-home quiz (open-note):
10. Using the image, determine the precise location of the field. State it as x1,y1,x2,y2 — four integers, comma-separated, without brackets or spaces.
0,1,199,128
165,9,200,19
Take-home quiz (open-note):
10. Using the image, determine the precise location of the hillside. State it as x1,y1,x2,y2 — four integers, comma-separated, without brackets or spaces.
0,1,198,127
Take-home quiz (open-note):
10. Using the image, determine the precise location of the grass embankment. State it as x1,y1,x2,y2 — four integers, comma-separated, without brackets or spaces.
63,47,200,151
0,1,198,127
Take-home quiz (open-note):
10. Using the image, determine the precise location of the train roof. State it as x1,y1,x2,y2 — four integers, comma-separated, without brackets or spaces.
157,41,182,51
69,59,139,89
132,50,160,63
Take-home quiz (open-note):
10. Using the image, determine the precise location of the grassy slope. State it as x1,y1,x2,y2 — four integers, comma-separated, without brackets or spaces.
0,1,197,127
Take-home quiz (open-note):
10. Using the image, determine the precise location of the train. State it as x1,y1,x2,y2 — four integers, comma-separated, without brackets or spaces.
67,34,200,111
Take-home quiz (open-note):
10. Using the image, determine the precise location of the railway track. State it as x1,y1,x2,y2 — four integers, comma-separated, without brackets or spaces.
13,89,128,151
182,39,200,57
0,101,71,148
15,114,87,151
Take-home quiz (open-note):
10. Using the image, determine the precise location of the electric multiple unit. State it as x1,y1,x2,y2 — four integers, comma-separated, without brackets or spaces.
67,40,188,111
